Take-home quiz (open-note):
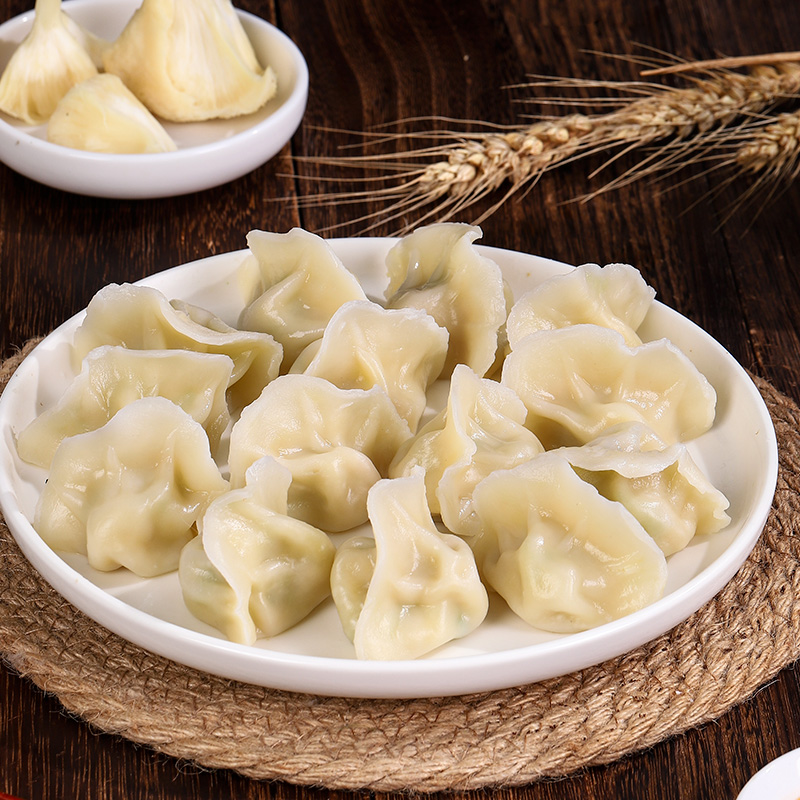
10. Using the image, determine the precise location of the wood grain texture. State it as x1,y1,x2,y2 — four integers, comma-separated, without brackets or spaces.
1,0,800,797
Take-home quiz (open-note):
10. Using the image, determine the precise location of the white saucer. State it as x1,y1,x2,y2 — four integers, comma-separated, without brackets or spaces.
0,0,308,197
737,747,800,800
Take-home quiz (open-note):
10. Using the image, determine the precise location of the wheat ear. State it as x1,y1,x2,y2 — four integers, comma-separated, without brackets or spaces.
735,109,800,177
706,109,800,223
295,61,800,234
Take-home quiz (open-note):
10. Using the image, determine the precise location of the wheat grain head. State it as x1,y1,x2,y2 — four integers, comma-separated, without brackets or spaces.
293,59,800,234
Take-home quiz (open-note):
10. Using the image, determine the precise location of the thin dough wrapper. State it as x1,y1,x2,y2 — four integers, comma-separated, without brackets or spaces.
238,228,367,370
72,283,282,408
472,453,667,633
17,346,233,468
179,457,335,645
228,375,412,531
506,262,656,349
390,364,544,537
0,0,98,124
102,0,277,122
384,223,507,377
336,472,488,660
329,536,376,643
556,422,730,556
35,397,228,577
47,73,178,154
291,300,448,431
501,325,717,448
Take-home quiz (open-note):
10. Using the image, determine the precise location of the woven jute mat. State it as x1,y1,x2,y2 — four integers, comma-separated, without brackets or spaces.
1,341,799,793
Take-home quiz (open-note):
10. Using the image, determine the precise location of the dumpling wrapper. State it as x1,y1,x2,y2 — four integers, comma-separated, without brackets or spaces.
47,73,177,153
384,222,507,377
506,262,656,349
291,300,448,432
390,364,544,537
329,536,375,643
555,422,731,556
238,228,367,370
332,471,488,660
102,0,277,122
0,0,98,124
179,457,335,645
472,452,667,633
501,324,717,449
72,283,282,408
17,345,233,468
35,397,228,577
228,374,412,531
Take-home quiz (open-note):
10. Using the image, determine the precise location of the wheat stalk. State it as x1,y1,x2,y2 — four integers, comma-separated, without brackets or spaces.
295,58,800,234
677,108,800,225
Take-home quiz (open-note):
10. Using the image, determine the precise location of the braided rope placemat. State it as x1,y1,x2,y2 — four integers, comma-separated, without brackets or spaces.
1,342,798,792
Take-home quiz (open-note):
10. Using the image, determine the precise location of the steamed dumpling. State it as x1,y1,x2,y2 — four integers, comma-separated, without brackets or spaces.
72,283,283,408
291,300,448,431
35,397,228,577
329,536,376,643
17,345,233,468
472,453,667,633
501,325,717,448
227,374,412,531
384,223,507,377
506,262,656,349
238,228,367,370
47,73,177,154
555,422,730,555
102,0,277,122
331,471,489,659
179,457,335,645
389,364,544,537
0,0,98,124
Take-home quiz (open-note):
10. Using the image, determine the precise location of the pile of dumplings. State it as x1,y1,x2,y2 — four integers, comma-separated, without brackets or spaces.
15,223,731,661
0,0,277,153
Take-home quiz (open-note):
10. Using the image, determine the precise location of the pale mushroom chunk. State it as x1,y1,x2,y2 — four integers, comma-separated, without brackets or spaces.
47,73,177,153
0,0,98,124
102,0,277,122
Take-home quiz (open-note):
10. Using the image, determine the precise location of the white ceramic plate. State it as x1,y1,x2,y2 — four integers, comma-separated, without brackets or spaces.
0,0,308,197
737,747,800,799
0,240,778,698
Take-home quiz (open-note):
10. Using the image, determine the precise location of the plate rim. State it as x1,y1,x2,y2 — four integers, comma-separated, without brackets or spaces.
0,239,780,698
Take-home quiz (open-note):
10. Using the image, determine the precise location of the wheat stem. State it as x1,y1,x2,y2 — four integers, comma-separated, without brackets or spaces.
296,58,800,234
642,52,800,76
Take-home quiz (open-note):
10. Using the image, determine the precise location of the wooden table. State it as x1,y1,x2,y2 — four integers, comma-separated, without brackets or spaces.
1,0,799,797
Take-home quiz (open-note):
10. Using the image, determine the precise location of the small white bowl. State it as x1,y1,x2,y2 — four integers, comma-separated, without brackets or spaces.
737,747,800,800
0,0,308,198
